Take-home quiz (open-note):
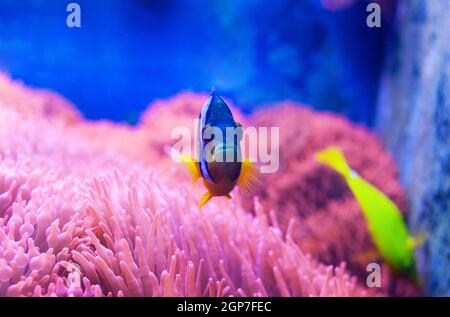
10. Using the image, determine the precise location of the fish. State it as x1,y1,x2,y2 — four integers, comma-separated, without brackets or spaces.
180,92,258,208
314,146,426,284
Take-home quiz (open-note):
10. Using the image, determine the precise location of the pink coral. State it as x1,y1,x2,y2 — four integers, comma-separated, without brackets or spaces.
0,73,398,297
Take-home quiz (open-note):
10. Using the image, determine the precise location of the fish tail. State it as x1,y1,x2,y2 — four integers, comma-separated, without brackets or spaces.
314,146,353,178
180,154,201,185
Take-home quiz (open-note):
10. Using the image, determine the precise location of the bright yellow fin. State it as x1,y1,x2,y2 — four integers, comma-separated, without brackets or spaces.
180,154,201,185
314,146,352,177
198,192,213,208
237,159,259,193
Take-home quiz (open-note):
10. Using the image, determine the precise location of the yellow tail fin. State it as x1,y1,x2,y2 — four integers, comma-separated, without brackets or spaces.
237,158,259,193
198,192,213,208
314,146,352,177
180,154,201,185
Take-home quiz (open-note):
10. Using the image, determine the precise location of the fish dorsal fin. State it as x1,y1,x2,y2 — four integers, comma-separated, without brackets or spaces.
180,154,201,185
237,159,259,193
315,146,352,177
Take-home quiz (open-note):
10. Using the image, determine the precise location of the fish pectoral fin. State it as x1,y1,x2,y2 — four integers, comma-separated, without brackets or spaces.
314,146,352,177
198,192,213,208
180,154,201,185
350,248,381,265
225,194,232,200
237,158,259,193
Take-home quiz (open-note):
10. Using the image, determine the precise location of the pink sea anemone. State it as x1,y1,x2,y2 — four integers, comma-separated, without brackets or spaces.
247,104,418,295
0,73,409,297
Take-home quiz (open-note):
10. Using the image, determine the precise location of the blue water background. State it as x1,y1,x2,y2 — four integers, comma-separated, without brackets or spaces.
0,0,392,124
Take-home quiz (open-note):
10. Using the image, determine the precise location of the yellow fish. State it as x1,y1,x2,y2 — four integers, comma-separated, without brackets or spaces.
181,92,258,208
315,146,425,283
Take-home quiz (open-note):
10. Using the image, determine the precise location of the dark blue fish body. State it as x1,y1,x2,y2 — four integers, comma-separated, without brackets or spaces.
201,92,235,129
198,92,242,186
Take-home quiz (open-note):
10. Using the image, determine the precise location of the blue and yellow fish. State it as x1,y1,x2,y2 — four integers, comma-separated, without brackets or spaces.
181,92,258,208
